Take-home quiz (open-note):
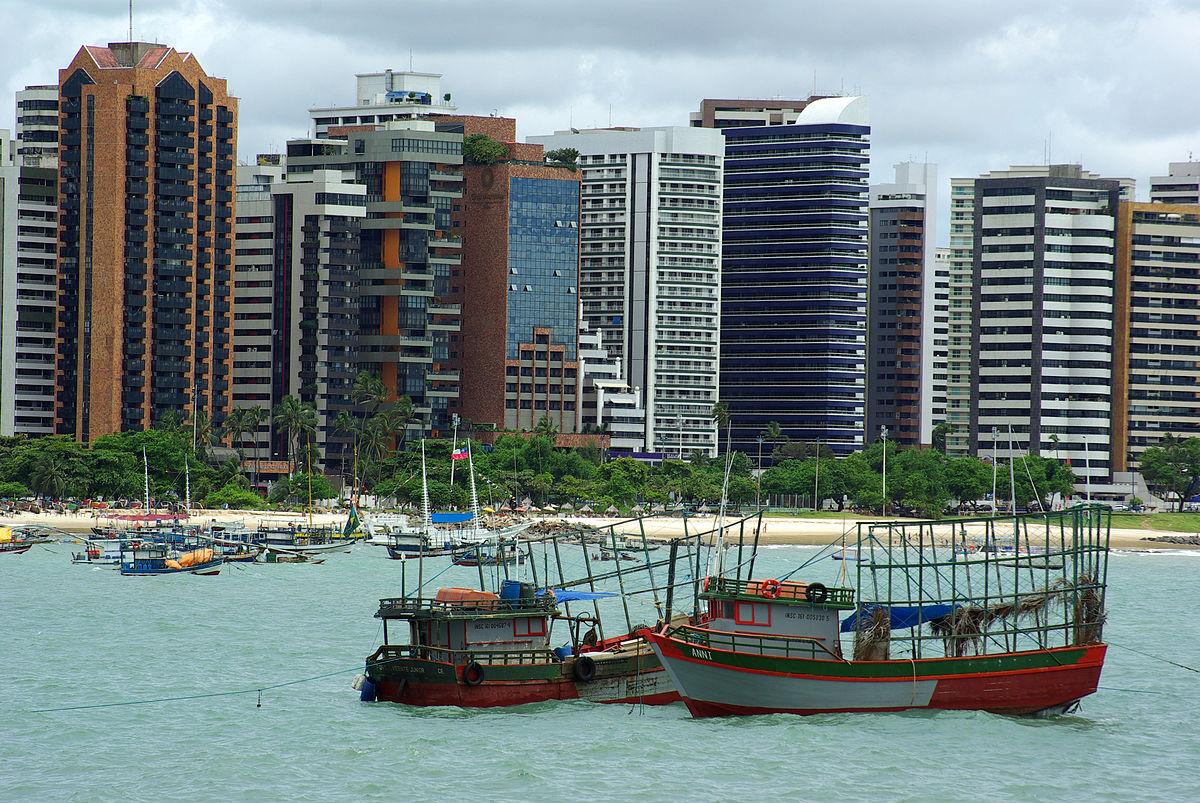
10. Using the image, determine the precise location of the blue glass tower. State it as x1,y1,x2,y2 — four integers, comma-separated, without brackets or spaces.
706,97,870,457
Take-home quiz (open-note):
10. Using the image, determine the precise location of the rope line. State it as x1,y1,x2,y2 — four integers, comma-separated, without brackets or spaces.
1108,641,1200,674
27,657,409,714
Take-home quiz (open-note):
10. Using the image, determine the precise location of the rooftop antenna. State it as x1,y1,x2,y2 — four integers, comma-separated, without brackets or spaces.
409,48,413,71
608,103,612,127
128,0,133,41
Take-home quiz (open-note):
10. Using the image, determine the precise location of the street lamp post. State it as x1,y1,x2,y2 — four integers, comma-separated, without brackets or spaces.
880,426,888,517
991,425,999,513
449,413,460,487
756,435,764,509
677,414,684,462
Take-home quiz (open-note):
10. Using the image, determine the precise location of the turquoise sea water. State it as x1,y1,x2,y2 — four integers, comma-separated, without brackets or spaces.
2,541,1198,802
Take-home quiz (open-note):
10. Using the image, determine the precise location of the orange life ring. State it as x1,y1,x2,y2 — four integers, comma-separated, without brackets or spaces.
759,578,782,599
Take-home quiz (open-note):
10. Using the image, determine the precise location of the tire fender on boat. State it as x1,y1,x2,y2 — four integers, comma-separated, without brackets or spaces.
572,655,597,683
463,660,486,686
806,582,829,604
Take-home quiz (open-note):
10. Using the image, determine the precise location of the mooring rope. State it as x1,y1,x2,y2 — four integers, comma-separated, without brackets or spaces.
27,656,412,714
1108,641,1200,674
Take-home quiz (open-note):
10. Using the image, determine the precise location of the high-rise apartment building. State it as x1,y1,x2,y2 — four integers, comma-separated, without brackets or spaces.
231,156,366,469
309,70,456,139
578,317,649,452
6,86,61,435
0,132,15,434
694,96,870,457
1112,202,1200,472
529,126,725,457
288,122,463,439
1149,161,1200,204
689,98,813,129
945,177,977,456
14,86,59,164
55,42,237,440
867,162,942,447
443,117,582,433
967,165,1131,485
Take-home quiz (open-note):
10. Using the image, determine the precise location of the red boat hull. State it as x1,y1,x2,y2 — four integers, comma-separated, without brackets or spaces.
646,629,1106,718
368,651,679,708
375,674,679,708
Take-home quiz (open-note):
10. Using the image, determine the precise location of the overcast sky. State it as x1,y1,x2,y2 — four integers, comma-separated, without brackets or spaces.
3,0,1199,213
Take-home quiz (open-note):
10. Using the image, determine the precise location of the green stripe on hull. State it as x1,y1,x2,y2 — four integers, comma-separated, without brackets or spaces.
677,642,1090,679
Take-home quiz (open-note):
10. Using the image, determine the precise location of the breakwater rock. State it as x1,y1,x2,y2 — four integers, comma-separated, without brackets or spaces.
1140,534,1200,546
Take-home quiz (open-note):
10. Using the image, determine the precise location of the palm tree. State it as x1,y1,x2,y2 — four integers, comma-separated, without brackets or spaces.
390,395,416,450
333,410,358,488
187,407,214,457
243,406,268,487
762,420,783,444
352,371,388,419
222,408,251,462
30,452,69,500
272,395,317,474
534,414,559,439
710,401,731,455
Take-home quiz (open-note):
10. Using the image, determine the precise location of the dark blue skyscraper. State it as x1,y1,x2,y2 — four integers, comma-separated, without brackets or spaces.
695,96,870,458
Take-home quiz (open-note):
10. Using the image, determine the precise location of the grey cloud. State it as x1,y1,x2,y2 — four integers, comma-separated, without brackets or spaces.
1,0,1198,208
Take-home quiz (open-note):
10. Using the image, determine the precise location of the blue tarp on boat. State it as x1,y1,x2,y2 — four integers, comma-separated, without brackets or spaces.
840,604,957,633
549,589,617,603
431,512,473,524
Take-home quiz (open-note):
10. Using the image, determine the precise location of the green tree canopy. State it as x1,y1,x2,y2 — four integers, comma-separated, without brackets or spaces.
463,133,508,165
1135,435,1200,511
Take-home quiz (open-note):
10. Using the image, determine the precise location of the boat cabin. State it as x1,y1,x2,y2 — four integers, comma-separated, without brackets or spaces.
376,581,560,666
700,577,856,657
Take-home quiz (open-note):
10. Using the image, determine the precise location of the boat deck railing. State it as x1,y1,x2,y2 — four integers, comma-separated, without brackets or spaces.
703,576,856,608
670,623,844,662
368,643,561,667
376,595,557,619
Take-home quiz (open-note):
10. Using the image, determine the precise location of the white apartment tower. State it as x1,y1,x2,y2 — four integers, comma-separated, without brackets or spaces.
0,87,61,435
232,155,367,473
1149,161,1200,204
530,126,725,457
309,70,457,139
966,165,1133,486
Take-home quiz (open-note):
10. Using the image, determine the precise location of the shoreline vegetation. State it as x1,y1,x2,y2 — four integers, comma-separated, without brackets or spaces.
4,507,1195,552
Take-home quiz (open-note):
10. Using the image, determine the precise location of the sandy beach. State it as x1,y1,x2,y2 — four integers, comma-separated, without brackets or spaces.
4,508,1193,552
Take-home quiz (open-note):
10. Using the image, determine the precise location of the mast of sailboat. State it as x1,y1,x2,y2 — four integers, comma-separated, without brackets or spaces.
1007,424,1018,517
307,433,314,530
142,446,150,514
467,439,481,538
420,439,432,533
184,452,191,515
707,446,736,580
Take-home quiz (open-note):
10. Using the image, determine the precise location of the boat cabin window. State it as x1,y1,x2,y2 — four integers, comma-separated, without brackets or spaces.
514,617,547,638
733,601,772,628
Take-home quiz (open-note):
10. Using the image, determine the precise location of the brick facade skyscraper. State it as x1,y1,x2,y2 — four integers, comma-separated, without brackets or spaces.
56,42,236,440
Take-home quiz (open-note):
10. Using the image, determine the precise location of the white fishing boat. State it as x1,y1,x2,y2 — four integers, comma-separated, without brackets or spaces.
370,440,532,560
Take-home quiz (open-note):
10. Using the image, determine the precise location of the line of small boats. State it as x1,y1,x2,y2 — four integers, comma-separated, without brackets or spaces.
62,521,355,575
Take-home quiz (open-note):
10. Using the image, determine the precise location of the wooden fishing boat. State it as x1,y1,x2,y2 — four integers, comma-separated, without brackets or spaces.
452,543,525,567
220,545,262,563
361,582,677,708
119,543,222,576
644,505,1111,718
0,541,33,555
257,545,326,564
71,538,124,565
